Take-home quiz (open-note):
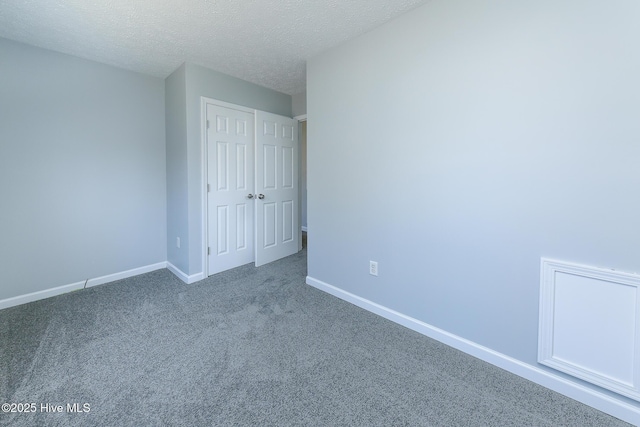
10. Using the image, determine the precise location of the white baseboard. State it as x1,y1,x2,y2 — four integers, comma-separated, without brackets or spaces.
0,281,86,310
86,262,167,288
167,262,204,284
0,261,204,310
0,262,168,311
306,276,640,426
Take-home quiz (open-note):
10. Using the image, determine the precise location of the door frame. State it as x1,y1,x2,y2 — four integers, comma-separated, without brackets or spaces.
201,97,256,278
294,114,307,252
201,97,304,277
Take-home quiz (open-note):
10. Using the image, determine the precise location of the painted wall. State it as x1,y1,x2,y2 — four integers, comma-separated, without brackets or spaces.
0,37,167,301
292,91,307,117
165,63,292,277
165,64,189,274
307,0,640,408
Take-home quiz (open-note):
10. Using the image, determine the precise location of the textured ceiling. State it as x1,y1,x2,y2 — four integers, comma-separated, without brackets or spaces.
0,0,430,94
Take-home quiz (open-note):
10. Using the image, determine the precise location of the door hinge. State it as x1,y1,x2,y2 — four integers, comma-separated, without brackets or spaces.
206,119,210,129
207,247,211,255
207,183,210,192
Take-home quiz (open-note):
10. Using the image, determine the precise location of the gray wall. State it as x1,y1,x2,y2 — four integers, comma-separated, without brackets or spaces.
166,63,292,276
165,64,189,273
0,37,166,301
307,0,640,398
292,92,307,117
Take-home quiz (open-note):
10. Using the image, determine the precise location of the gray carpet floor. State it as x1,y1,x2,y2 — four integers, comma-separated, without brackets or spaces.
0,246,632,426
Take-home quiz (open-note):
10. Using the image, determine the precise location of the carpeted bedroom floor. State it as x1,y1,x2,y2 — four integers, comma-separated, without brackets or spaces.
0,245,631,426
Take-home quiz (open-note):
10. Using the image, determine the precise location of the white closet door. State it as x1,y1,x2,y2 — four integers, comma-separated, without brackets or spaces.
254,111,299,267
206,104,255,275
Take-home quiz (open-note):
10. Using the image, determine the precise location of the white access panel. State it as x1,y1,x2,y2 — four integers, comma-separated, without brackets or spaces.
538,258,640,401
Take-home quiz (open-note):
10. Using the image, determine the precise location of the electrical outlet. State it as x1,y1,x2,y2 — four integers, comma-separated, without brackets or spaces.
176,237,181,248
369,261,378,276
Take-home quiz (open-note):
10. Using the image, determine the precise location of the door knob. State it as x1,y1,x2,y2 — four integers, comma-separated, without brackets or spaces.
258,194,265,199
247,193,255,199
